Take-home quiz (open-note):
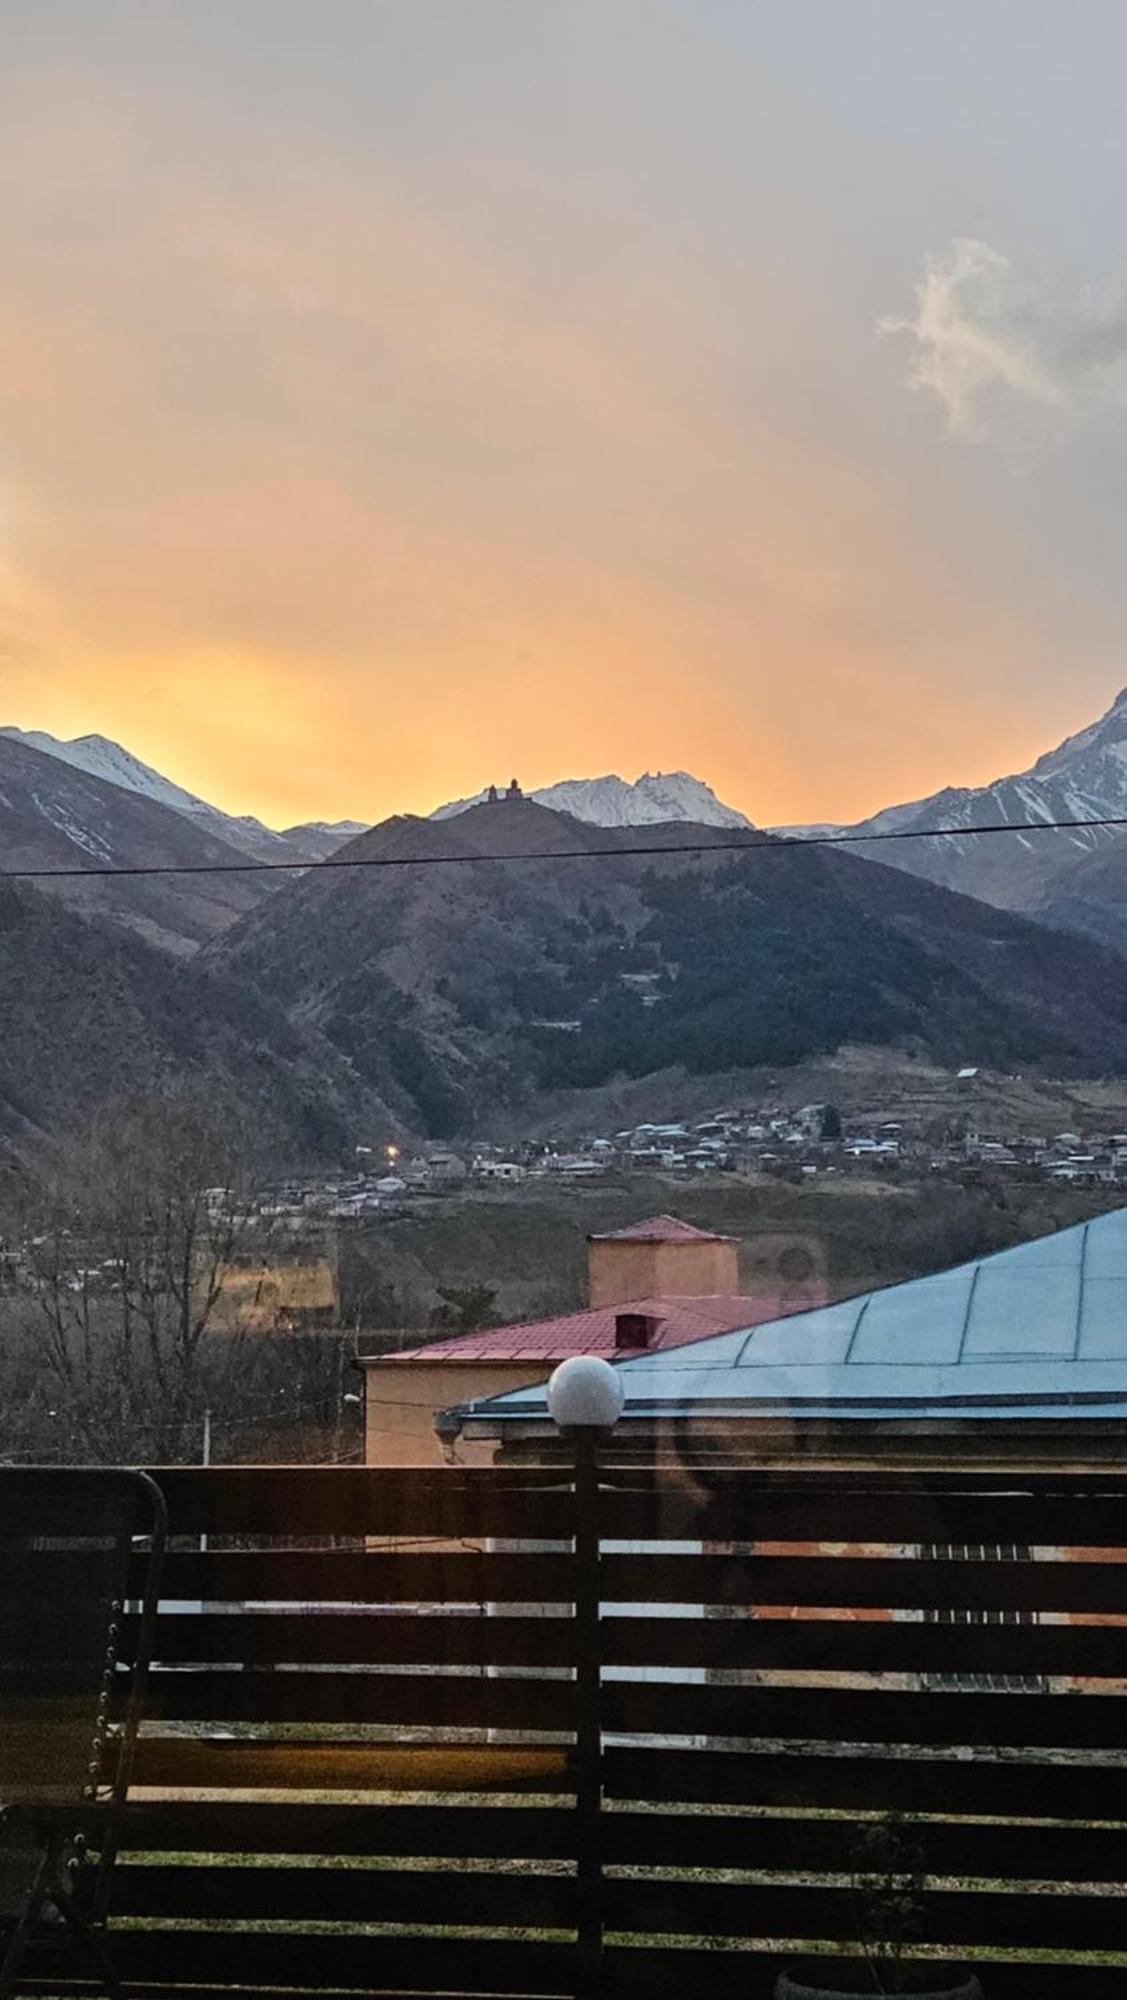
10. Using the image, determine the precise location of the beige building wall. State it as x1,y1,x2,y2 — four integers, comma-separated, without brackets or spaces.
364,1359,551,1467
587,1233,738,1307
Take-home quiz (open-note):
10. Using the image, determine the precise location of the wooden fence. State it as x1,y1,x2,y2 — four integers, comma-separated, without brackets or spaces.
19,1461,1127,1997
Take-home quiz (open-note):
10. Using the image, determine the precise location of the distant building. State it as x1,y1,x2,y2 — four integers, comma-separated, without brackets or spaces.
459,1208,1127,1462
792,1103,828,1140
359,1214,811,1467
473,1159,524,1184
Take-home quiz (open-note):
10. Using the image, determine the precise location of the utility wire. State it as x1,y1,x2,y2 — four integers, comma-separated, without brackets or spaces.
4,812,1127,881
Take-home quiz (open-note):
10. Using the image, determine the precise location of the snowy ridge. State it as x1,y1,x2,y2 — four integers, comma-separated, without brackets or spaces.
776,684,1127,916
825,692,1127,852
2,728,221,818
290,819,369,839
433,770,752,829
0,728,363,864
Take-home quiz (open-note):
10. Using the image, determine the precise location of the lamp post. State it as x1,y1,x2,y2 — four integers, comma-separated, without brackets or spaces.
547,1358,623,1999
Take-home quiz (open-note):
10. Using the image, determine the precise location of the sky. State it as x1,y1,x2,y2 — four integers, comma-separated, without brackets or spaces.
3,2,1127,830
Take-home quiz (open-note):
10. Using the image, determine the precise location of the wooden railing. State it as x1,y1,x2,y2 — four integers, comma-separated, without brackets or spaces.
19,1462,1127,1997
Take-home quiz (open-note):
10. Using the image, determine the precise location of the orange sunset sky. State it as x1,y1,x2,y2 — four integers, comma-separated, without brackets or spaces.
3,3,1127,830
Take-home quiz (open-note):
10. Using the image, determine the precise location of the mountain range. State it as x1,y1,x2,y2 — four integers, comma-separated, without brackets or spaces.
433,770,751,829
0,733,391,1147
7,693,1127,1149
2,730,752,845
208,797,1127,1136
0,728,366,868
795,686,1127,948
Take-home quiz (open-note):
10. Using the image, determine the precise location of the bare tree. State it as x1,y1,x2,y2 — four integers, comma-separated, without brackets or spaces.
18,1087,266,1462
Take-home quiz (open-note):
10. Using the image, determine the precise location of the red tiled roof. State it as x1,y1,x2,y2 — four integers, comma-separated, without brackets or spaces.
367,1294,789,1364
588,1213,733,1244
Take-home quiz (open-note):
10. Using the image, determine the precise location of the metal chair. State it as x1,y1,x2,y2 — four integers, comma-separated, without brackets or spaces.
0,1468,166,1999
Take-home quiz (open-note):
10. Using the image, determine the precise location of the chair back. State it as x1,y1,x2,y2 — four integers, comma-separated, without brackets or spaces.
0,1469,166,1916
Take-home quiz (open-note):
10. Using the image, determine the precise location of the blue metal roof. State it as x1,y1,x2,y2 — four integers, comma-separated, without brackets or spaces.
464,1209,1127,1426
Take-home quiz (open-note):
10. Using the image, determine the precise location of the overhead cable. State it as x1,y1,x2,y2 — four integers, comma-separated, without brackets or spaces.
4,811,1127,881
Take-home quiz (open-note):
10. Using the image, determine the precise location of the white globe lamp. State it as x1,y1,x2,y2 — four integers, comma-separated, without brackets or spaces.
547,1356,624,1432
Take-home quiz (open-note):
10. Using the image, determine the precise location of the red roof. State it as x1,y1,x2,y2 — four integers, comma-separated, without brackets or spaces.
588,1213,733,1244
368,1294,789,1364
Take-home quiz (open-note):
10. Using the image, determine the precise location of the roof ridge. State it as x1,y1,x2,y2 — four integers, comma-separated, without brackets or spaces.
589,1212,732,1242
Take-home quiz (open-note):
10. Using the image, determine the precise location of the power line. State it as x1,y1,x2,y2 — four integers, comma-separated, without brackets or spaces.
4,812,1127,881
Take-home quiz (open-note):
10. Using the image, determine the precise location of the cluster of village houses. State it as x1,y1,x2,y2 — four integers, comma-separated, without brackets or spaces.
246,1100,1127,1226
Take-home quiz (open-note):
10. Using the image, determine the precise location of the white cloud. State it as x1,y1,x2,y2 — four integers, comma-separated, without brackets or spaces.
883,237,1127,440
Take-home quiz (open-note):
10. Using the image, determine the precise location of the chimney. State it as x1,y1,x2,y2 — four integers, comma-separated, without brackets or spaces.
587,1216,738,1307
614,1311,662,1351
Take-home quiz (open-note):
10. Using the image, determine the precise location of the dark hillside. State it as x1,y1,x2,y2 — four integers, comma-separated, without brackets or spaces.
209,800,1127,1135
0,880,382,1156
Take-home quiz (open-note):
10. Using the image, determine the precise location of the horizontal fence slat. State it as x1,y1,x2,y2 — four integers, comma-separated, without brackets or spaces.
602,1809,1127,1884
138,1548,1127,1613
601,1679,1127,1749
598,1552,1127,1613
136,1666,573,1731
148,1465,575,1540
137,1612,579,1670
601,1946,1127,2000
595,1467,1127,1495
601,1612,1127,1678
113,1862,575,1930
130,1610,1127,1681
22,1989,551,2000
132,1736,572,1794
28,1930,576,1996
594,1477,1127,1548
604,1877,1127,1950
137,1549,578,1604
603,1745,1127,1819
118,1800,575,1859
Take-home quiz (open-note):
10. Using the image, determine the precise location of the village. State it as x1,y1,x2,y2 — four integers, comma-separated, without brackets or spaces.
7,1068,1127,1330
258,1084,1127,1229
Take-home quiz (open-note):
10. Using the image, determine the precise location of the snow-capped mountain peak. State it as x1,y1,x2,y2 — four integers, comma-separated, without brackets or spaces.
0,727,364,865
433,769,752,829
776,683,1127,922
1027,686,1127,802
2,727,251,822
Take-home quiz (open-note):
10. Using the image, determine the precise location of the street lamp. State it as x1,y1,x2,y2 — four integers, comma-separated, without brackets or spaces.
547,1355,621,1999
546,1356,624,1432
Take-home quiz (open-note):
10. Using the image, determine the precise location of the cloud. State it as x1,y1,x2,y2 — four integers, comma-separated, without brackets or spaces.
883,237,1127,439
